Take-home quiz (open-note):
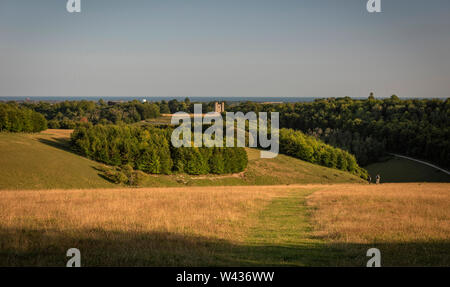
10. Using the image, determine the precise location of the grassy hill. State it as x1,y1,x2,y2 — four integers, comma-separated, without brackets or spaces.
365,156,450,183
0,130,364,190
0,131,448,267
0,130,116,190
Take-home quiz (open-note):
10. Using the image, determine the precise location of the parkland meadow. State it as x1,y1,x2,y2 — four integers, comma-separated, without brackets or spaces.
0,130,448,266
0,130,364,190
0,183,448,266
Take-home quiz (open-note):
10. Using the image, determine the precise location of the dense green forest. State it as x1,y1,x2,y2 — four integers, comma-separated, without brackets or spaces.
71,124,248,175
0,103,47,132
228,96,450,168
279,128,367,178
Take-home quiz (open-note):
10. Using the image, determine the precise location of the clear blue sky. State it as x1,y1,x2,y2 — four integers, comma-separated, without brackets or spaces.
0,0,449,98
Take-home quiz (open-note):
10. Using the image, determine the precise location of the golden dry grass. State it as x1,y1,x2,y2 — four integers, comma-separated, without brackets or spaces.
0,186,290,241
307,183,450,243
307,183,450,266
0,185,297,266
1,183,449,266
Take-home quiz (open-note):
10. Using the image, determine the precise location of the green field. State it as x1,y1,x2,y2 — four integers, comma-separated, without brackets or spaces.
365,156,450,183
0,130,364,190
0,131,116,190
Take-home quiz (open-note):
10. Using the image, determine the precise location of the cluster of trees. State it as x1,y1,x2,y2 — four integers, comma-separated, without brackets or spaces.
280,128,367,178
172,146,247,175
71,124,247,175
71,124,173,173
229,96,449,168
22,99,160,127
0,103,47,132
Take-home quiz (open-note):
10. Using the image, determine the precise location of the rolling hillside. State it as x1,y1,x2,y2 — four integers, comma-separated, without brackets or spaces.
0,130,448,267
0,130,364,190
365,156,450,183
0,130,116,190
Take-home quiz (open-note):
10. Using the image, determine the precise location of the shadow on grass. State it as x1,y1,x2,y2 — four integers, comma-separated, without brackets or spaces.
37,137,72,153
89,165,117,183
37,137,120,184
0,227,448,267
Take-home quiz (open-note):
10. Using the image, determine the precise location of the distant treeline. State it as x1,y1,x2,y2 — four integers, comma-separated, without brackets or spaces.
71,124,248,175
8,95,449,168
20,98,219,128
0,103,47,132
21,100,160,128
280,128,367,178
228,96,450,168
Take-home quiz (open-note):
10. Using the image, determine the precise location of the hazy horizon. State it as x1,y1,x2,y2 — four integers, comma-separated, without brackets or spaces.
1,0,449,99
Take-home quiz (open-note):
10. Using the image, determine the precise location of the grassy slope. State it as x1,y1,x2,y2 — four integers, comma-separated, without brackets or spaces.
365,156,450,183
1,183,448,266
151,148,364,187
0,130,364,190
0,131,116,190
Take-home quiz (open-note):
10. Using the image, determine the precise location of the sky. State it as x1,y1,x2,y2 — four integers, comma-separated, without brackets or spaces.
0,0,449,99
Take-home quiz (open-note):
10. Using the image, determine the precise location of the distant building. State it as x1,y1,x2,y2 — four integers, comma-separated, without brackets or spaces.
214,102,225,113
142,99,147,103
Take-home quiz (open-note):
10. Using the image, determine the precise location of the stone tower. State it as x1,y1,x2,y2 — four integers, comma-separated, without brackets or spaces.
214,102,225,113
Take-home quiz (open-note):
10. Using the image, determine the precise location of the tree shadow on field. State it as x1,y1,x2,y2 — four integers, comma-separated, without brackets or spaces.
91,165,111,179
37,137,119,184
37,137,72,153
0,227,448,267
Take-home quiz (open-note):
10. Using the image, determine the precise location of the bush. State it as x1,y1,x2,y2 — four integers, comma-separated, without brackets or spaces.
99,164,146,186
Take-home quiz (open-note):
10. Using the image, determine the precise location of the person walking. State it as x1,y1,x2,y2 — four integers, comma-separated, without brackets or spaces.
367,175,372,184
376,174,380,184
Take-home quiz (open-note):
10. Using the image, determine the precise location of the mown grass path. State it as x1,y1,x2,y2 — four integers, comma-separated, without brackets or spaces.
224,188,346,266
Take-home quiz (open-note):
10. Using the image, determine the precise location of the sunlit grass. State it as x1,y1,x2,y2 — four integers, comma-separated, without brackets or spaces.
0,183,448,266
307,183,450,266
